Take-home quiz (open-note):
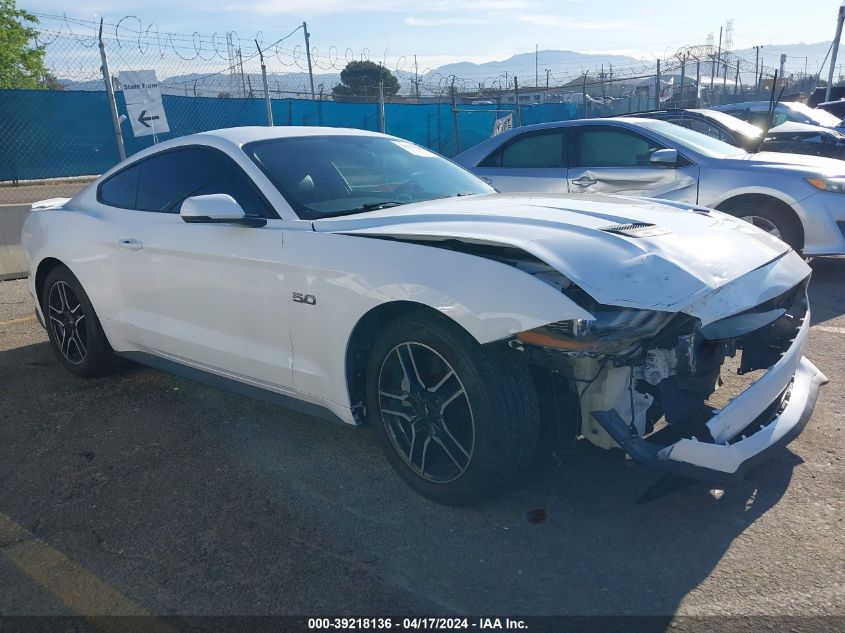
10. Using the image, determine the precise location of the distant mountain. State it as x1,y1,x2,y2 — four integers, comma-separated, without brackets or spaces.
425,50,643,87
732,41,837,75
58,42,844,96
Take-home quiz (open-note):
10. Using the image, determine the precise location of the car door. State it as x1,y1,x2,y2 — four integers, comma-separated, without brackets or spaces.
567,124,699,202
104,145,297,390
470,128,569,193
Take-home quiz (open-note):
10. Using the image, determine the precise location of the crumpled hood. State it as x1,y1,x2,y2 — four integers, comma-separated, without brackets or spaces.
313,193,810,320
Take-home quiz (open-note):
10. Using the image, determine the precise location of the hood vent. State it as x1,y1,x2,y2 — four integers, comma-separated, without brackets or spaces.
600,222,670,238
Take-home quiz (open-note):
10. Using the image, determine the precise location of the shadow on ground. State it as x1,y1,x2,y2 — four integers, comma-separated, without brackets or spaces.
809,256,845,325
0,340,800,621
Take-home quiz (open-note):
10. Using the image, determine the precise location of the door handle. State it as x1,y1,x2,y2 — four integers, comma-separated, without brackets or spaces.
117,238,143,251
572,176,597,187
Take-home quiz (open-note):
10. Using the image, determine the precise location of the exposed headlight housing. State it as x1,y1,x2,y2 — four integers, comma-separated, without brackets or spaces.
516,307,673,355
805,176,845,194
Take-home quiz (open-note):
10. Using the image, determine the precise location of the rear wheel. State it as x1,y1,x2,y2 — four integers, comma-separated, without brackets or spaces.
366,312,539,505
41,266,117,378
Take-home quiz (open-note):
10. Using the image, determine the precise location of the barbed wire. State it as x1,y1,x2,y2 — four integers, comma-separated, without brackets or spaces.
27,11,820,103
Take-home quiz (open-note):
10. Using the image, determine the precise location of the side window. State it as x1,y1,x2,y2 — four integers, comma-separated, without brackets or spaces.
135,147,272,217
98,164,140,208
572,127,664,168
479,130,566,168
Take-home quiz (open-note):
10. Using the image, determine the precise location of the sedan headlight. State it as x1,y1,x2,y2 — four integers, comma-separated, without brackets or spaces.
805,176,845,194
516,307,673,355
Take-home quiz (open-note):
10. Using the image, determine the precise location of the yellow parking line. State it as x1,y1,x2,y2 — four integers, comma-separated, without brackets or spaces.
0,315,36,327
0,512,176,633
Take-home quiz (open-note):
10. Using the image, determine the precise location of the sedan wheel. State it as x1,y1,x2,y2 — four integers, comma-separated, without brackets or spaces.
739,214,783,240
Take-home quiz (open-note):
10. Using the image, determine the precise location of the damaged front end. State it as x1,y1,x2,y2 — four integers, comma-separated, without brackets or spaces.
511,276,828,485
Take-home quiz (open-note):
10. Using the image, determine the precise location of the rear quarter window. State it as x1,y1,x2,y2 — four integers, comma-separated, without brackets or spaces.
98,164,140,209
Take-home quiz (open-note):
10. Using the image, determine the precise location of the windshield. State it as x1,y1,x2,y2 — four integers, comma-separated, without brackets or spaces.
244,135,494,219
636,119,748,158
785,102,843,128
694,109,763,137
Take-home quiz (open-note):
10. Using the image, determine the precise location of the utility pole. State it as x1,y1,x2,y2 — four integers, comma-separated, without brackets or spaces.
98,18,125,162
514,76,522,126
679,55,686,108
779,54,787,83
303,21,316,100
535,44,539,88
827,3,845,101
545,68,551,103
711,26,722,91
753,45,762,94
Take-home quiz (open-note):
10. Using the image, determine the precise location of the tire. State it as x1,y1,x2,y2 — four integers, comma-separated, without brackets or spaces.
41,265,117,378
721,200,803,253
365,312,540,505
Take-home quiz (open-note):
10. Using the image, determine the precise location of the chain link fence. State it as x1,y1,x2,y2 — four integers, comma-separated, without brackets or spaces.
0,12,824,207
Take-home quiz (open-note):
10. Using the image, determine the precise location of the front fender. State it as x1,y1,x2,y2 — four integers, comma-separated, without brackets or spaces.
282,230,591,415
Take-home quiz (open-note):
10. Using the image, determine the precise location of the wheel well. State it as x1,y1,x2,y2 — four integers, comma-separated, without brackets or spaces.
345,301,454,424
716,194,804,250
34,257,65,304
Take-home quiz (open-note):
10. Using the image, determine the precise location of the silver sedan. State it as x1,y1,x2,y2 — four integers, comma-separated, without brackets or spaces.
453,117,845,255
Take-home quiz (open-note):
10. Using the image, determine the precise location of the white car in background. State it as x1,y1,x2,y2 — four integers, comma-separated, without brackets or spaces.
22,127,826,504
454,117,845,255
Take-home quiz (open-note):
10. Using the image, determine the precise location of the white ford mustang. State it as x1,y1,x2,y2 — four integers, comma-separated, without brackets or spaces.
22,127,827,504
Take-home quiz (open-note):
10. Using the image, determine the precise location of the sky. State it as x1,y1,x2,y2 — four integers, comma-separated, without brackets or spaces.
21,0,844,73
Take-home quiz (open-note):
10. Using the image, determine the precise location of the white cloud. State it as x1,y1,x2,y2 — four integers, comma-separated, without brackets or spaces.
405,15,495,26
517,14,630,29
224,0,538,15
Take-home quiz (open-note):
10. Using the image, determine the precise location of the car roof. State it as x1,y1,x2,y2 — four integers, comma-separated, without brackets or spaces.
193,126,390,145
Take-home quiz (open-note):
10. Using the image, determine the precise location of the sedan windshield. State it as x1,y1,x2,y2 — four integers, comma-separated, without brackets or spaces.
244,135,494,219
637,119,748,158
785,102,843,128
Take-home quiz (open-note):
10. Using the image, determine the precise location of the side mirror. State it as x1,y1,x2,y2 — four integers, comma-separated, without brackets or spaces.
180,194,266,227
650,148,679,167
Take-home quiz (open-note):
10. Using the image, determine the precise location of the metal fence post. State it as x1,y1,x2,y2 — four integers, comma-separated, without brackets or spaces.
451,78,461,154
378,77,385,133
679,56,686,108
98,18,126,162
582,73,588,118
655,59,661,109
513,76,522,126
256,40,273,126
303,22,316,100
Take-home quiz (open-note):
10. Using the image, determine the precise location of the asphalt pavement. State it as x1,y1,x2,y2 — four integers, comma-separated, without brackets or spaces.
0,260,843,626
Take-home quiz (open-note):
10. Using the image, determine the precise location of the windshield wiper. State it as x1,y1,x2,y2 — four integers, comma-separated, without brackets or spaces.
355,201,409,212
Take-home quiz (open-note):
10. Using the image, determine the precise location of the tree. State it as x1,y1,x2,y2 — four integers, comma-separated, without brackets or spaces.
332,60,400,102
0,0,47,89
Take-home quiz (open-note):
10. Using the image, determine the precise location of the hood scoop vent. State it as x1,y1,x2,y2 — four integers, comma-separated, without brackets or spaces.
600,222,670,238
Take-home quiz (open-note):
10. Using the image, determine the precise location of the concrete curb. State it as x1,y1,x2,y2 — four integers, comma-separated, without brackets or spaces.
0,205,30,280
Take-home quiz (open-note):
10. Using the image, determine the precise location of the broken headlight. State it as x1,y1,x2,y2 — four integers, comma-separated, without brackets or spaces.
516,307,673,355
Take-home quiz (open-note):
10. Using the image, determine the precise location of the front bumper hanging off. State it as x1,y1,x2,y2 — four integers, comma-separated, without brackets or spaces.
592,313,828,485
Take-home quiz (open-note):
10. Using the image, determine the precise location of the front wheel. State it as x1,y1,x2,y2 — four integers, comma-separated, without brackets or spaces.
41,265,117,378
722,201,803,252
366,312,540,505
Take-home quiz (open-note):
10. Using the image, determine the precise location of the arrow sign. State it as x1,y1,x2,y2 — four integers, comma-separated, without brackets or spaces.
137,110,161,128
118,70,170,137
